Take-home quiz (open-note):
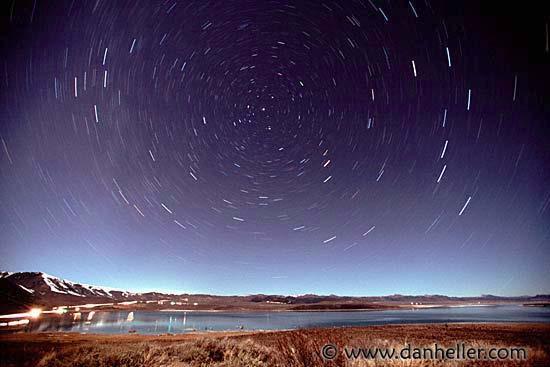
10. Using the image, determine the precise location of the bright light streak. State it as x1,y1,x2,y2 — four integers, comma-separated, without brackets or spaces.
28,308,42,319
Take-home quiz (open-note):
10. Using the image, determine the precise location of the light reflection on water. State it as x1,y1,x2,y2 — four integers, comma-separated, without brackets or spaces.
23,305,550,334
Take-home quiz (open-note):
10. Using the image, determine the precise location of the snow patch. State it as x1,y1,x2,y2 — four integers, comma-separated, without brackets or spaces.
39,273,138,298
18,285,35,294
41,273,84,297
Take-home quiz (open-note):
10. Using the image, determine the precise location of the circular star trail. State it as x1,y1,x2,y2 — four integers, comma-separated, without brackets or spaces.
0,1,548,295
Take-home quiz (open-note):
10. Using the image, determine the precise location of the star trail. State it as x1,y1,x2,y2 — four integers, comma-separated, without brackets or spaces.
0,1,549,296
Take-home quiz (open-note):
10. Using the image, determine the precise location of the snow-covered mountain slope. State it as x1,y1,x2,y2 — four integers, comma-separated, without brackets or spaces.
0,272,137,306
38,272,132,298
0,275,36,313
0,271,189,311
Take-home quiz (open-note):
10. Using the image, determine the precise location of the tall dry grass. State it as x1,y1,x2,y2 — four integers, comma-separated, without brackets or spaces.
36,338,276,367
1,324,548,367
32,334,548,367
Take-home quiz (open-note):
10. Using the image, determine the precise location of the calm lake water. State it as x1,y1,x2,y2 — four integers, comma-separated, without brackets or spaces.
27,305,550,334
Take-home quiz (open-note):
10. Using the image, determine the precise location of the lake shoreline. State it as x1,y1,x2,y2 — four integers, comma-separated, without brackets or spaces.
2,321,550,340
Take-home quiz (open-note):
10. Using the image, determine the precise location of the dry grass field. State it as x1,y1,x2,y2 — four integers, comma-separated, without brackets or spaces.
0,323,549,366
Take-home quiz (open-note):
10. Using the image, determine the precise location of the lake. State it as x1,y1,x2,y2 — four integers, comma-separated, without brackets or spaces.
26,305,550,334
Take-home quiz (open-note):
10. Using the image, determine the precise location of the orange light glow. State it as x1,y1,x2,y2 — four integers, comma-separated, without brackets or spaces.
28,308,42,319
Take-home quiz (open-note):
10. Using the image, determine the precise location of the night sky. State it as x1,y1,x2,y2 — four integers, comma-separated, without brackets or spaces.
1,1,549,296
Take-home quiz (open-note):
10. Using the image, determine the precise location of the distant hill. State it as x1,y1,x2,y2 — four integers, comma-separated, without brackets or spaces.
1,271,549,313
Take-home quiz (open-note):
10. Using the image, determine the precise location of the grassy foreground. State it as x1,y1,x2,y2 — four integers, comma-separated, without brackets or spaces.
0,323,549,366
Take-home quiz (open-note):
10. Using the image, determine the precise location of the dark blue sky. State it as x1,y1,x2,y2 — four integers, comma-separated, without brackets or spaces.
0,1,549,296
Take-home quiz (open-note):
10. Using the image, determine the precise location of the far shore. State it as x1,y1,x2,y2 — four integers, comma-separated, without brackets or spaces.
20,299,545,315
154,303,509,312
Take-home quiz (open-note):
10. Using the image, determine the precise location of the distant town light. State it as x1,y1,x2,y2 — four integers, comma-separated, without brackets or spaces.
54,307,67,314
28,308,42,319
